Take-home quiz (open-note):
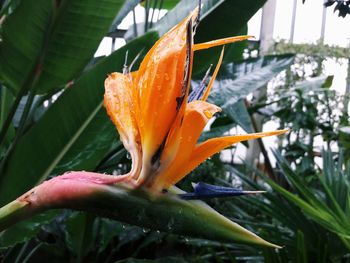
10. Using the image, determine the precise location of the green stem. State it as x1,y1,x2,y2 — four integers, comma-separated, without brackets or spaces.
0,177,279,248
249,113,276,180
0,199,39,231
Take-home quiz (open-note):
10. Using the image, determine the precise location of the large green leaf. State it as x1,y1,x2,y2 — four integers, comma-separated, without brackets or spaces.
0,211,58,249
139,0,181,11
0,0,127,94
155,0,264,37
50,111,118,176
64,212,95,261
193,0,266,75
209,54,294,109
0,33,158,206
228,100,254,133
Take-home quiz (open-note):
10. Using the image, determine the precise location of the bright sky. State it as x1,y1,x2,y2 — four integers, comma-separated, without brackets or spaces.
248,0,350,46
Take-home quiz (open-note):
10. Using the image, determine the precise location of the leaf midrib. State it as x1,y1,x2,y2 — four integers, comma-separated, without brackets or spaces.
37,101,103,184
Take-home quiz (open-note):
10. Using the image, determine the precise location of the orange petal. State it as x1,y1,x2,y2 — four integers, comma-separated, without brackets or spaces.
136,9,198,177
162,130,288,188
201,47,224,101
104,72,141,177
193,35,253,51
104,72,138,144
147,101,221,190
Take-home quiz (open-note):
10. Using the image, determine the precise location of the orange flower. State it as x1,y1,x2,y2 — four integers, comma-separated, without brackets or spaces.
104,8,287,192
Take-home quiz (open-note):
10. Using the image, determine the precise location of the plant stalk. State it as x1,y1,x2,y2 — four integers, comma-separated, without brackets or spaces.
0,200,38,231
249,113,276,180
0,172,280,248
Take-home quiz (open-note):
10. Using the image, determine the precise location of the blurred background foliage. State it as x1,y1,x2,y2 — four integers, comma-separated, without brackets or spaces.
0,0,350,262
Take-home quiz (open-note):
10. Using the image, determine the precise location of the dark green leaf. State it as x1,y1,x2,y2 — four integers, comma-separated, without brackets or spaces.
0,211,58,249
296,230,308,263
64,212,95,260
210,55,294,126
209,54,295,108
160,0,181,10
227,100,254,133
140,0,181,10
0,0,128,94
97,218,125,253
194,2,262,74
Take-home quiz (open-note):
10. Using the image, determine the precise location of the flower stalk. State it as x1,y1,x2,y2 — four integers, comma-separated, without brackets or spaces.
0,172,280,248
0,199,35,231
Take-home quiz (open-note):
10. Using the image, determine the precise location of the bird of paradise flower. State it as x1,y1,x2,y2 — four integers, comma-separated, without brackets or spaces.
104,8,286,194
0,7,286,248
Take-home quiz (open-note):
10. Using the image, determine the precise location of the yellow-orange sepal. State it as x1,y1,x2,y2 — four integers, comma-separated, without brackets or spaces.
194,35,253,51
161,130,288,189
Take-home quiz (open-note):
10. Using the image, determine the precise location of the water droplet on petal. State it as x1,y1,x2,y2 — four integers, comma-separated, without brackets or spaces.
203,110,212,119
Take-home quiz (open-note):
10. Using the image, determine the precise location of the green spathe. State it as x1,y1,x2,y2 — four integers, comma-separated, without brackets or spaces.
0,172,279,248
